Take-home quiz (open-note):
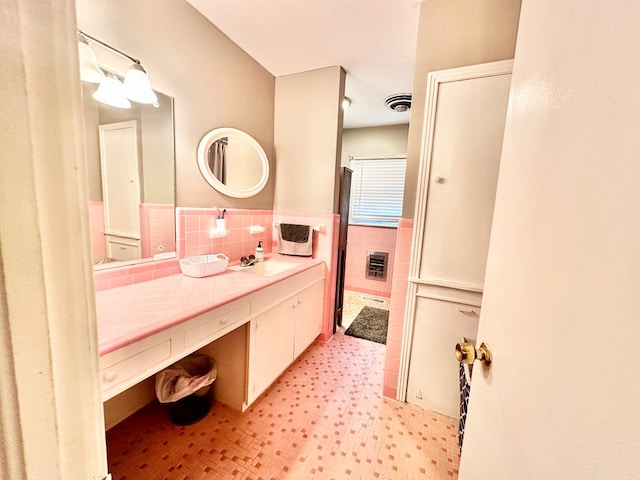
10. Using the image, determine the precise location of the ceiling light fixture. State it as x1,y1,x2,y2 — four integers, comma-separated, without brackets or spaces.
78,30,157,106
342,97,352,109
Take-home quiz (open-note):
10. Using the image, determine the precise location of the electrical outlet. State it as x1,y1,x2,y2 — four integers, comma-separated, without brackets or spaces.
415,389,422,399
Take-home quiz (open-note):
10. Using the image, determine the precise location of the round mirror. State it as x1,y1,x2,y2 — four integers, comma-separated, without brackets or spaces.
197,127,269,198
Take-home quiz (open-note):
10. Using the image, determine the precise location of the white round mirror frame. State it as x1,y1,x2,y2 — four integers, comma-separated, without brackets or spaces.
197,127,269,198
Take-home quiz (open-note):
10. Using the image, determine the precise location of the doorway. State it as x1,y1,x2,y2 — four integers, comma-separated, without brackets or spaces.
333,167,352,333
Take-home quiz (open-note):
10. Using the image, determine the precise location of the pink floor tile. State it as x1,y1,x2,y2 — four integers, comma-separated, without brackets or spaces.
106,330,459,479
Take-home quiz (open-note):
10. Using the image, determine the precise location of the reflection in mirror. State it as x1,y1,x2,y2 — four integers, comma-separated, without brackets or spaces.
82,81,176,269
198,127,269,198
208,137,264,191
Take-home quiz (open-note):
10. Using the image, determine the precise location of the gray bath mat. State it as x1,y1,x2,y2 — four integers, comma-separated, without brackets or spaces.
344,306,389,344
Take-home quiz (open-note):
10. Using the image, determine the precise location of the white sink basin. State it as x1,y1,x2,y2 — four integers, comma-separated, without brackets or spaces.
228,260,298,277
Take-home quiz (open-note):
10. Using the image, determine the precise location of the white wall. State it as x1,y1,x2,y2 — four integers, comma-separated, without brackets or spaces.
341,124,409,168
274,66,346,214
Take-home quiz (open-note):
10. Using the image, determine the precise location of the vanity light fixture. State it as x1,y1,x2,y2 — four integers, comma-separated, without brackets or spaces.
342,97,352,109
92,72,132,109
78,35,105,83
123,62,157,104
78,30,157,106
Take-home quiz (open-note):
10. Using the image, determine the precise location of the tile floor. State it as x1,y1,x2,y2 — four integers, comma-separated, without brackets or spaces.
106,291,460,480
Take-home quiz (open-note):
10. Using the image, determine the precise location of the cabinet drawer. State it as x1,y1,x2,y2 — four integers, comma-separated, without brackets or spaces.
184,302,251,348
107,240,141,261
100,339,172,394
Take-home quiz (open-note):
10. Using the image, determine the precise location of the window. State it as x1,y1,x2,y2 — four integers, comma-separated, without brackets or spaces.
349,155,406,227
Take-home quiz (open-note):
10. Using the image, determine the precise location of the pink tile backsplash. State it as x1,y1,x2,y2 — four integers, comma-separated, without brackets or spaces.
382,218,413,399
89,201,175,260
344,224,398,297
176,208,274,261
140,203,176,258
94,258,182,292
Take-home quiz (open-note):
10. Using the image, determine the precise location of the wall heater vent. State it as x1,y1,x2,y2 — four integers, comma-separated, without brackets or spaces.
366,250,388,281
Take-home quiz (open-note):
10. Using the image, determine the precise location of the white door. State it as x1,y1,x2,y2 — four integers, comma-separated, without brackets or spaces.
459,1,640,478
98,121,141,247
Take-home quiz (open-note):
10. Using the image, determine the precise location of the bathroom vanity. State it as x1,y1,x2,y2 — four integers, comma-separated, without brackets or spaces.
97,258,324,412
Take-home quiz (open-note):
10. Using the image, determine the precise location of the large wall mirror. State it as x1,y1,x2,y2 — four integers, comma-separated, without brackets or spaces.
82,81,176,269
197,127,269,198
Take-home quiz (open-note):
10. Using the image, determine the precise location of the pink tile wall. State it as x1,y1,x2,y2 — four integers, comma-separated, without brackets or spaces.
274,211,339,342
89,201,106,260
94,207,273,291
94,258,181,291
89,201,176,260
344,225,398,297
140,204,176,258
176,208,274,262
382,218,413,399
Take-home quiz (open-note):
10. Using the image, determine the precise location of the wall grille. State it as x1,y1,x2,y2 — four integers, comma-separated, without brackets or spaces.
366,250,388,281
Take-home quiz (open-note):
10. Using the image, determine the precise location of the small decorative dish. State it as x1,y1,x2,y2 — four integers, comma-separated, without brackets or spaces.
180,254,229,278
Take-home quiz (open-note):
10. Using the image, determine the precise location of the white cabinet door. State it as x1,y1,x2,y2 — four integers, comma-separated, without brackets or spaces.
293,281,324,358
249,279,324,403
406,296,480,418
251,299,295,399
419,73,511,289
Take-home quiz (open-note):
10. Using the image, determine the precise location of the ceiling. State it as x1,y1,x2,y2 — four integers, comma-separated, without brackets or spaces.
184,0,422,129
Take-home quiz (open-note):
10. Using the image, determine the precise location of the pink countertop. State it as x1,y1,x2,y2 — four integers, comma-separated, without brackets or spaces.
96,255,324,356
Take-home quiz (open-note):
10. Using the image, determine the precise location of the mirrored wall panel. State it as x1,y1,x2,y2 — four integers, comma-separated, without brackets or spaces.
82,82,176,269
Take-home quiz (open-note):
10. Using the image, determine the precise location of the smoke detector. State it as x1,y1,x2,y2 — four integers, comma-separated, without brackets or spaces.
384,93,412,113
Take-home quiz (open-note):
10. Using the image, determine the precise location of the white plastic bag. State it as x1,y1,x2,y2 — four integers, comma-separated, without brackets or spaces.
155,354,217,403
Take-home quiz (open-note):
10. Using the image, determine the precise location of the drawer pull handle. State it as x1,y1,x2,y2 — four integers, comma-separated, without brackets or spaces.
103,370,118,382
456,306,478,316
220,317,229,325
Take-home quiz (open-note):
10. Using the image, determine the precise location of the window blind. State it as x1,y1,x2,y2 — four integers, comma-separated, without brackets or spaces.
350,156,406,226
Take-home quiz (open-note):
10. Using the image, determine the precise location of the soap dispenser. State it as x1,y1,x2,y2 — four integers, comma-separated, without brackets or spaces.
255,240,264,262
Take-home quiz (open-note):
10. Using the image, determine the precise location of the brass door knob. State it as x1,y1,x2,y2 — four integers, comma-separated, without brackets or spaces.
455,342,492,367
